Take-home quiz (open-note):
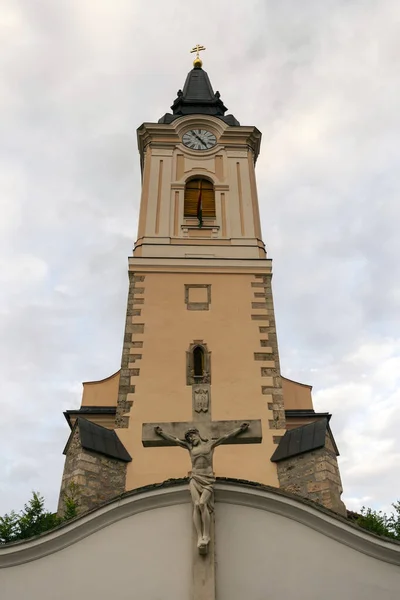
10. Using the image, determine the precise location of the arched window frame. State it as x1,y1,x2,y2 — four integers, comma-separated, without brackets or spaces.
193,346,204,377
186,340,211,385
183,176,216,222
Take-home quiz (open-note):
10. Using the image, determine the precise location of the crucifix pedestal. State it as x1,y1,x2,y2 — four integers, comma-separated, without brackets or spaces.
142,384,262,600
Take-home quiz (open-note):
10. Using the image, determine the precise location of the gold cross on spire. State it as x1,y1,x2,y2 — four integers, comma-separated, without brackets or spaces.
190,44,206,68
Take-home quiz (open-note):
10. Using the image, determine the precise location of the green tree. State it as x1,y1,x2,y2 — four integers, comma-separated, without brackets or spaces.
0,511,19,544
0,486,80,544
17,492,61,540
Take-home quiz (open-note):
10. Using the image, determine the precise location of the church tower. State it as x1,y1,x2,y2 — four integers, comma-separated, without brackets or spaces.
59,50,346,517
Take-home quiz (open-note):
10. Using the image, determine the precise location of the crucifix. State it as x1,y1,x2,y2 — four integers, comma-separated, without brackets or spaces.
190,44,206,61
142,384,262,600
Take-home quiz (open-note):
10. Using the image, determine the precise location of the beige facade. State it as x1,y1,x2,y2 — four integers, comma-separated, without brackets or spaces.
109,113,284,491
119,270,281,490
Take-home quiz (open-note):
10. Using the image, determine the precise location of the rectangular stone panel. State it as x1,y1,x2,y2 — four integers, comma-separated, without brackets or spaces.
254,353,273,360
185,284,211,311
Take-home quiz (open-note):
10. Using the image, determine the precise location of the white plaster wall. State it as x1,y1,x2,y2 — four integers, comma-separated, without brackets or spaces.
216,503,400,600
1,503,192,600
1,485,400,600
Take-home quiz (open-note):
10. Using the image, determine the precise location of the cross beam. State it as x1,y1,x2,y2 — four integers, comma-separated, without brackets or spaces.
142,419,261,447
190,44,206,59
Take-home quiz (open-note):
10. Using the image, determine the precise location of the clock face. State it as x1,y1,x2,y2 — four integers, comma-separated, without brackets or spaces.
182,129,217,150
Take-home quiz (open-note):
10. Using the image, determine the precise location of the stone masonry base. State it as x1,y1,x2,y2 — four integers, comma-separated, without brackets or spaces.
57,428,127,517
276,432,346,516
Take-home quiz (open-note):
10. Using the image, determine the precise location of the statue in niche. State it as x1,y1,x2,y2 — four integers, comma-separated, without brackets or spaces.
154,422,249,554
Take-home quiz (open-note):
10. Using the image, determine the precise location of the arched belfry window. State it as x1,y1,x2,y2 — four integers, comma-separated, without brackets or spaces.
184,178,216,219
187,341,211,385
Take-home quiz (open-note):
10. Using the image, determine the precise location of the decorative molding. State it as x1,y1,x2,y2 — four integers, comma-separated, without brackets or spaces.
173,190,180,236
236,162,245,236
154,159,163,235
215,482,400,565
193,387,210,413
221,192,227,237
128,256,273,273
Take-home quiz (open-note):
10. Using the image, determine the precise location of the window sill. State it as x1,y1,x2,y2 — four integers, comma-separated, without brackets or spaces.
183,218,218,228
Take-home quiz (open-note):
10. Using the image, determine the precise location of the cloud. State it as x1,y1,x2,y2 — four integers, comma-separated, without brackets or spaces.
0,0,399,516
313,338,400,509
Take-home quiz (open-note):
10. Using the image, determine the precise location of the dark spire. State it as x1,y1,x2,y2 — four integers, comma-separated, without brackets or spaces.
159,63,240,126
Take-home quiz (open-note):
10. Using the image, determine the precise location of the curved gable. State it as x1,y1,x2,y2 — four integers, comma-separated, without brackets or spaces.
1,481,399,600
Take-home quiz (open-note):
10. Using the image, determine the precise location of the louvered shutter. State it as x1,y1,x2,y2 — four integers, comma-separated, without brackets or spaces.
184,179,215,218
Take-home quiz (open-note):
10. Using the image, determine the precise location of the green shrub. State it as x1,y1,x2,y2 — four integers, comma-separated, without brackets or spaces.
356,502,400,540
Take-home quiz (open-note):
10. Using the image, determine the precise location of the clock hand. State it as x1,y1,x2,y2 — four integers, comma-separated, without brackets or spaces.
192,131,205,145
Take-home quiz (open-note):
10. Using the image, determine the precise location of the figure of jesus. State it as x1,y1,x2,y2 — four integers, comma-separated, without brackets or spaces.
154,422,249,553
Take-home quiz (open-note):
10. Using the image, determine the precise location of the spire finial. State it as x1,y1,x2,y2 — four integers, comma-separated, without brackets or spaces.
190,44,206,68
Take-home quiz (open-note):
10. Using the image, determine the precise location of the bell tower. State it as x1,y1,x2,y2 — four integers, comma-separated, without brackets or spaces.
59,50,345,518
115,50,284,491
135,75,263,258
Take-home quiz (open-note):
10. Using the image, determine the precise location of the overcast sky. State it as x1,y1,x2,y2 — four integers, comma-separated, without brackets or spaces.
1,0,399,516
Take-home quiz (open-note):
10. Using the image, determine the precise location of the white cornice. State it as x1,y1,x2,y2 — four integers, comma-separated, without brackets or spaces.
128,256,273,273
137,116,261,162
0,486,189,568
214,482,400,566
1,482,399,568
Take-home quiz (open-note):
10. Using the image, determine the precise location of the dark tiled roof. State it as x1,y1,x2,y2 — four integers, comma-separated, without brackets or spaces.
271,419,329,463
285,409,331,420
64,406,116,428
181,66,217,103
69,418,131,462
159,65,240,126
